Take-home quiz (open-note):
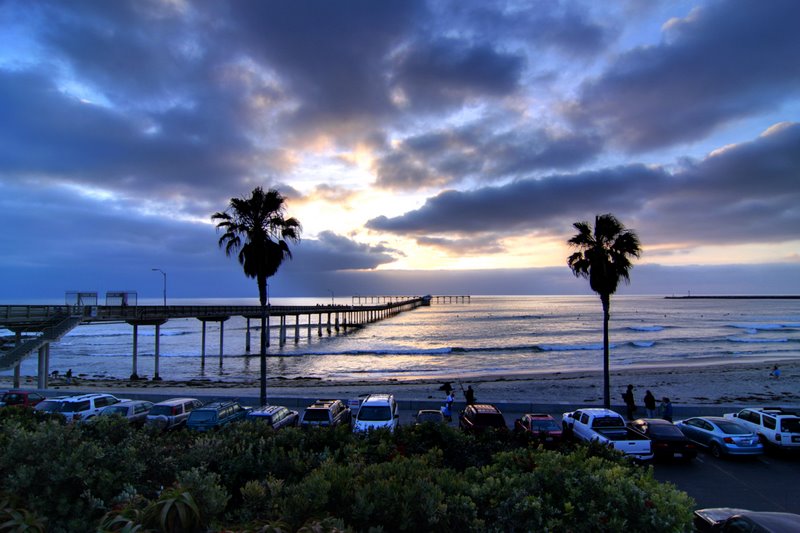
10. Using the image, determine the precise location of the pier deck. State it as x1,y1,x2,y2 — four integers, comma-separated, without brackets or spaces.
0,297,444,387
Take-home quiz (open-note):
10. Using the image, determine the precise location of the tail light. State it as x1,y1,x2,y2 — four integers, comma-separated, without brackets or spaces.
73,414,81,421
723,437,734,444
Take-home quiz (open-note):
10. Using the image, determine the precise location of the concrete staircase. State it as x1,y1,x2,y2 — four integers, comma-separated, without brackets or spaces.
0,315,82,370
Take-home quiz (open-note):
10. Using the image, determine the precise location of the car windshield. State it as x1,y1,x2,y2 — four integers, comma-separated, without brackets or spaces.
648,425,684,437
781,418,800,432
417,412,442,423
57,400,89,413
1,393,24,405
476,414,506,427
358,406,392,422
303,409,330,422
189,411,217,423
530,419,560,431
716,420,749,434
101,406,129,416
37,400,64,412
149,405,176,416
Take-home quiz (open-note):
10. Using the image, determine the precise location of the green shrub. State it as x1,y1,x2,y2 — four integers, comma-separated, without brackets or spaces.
0,412,694,532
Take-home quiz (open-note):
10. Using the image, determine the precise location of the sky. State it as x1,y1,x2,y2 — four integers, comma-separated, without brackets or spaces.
1,0,799,301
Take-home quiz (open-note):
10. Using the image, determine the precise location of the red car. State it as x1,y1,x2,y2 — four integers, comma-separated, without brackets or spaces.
0,390,46,408
514,413,563,446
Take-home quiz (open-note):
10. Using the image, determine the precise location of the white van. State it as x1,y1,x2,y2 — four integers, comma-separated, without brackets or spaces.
353,394,399,433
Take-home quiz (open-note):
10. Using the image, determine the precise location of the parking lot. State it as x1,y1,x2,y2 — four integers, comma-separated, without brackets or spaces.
40,389,800,515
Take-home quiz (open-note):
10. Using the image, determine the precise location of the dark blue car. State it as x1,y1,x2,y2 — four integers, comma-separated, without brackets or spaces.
186,400,251,432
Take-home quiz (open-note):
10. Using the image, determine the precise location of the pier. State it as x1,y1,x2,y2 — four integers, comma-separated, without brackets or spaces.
0,297,434,388
352,294,470,304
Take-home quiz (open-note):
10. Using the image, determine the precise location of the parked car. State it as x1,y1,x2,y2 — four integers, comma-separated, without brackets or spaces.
693,507,800,532
514,413,563,447
353,394,399,433
53,393,126,423
145,398,204,430
459,404,507,432
99,400,154,427
300,399,352,429
675,416,764,458
415,409,446,425
186,400,251,432
246,405,299,429
562,408,653,461
627,418,697,461
723,407,800,450
34,396,68,413
0,390,46,408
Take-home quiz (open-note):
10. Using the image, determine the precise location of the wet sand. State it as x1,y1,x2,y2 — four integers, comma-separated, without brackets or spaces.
5,358,799,407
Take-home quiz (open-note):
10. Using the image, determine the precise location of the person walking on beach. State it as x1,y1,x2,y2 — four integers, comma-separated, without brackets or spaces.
622,384,636,420
643,390,656,418
465,385,476,405
65,369,73,385
660,397,673,422
770,365,781,379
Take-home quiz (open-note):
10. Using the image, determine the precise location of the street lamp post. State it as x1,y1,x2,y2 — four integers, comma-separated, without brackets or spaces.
327,289,334,306
152,268,167,306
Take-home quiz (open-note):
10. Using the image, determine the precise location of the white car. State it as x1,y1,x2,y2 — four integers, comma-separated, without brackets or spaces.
723,407,800,449
54,393,127,422
352,394,399,433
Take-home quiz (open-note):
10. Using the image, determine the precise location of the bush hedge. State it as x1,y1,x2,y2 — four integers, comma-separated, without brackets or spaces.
0,407,693,532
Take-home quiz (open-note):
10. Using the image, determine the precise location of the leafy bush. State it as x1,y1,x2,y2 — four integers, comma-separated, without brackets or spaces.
0,408,694,532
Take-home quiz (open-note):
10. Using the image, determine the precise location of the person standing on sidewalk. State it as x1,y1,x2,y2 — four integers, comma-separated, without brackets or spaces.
643,390,657,418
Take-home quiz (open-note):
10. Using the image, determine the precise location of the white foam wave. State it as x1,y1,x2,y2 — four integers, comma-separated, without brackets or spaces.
727,337,788,344
627,326,664,332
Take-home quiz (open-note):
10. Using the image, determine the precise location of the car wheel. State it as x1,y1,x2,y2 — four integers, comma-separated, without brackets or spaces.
710,442,723,458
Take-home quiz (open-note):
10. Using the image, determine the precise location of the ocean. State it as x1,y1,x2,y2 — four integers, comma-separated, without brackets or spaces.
2,295,799,382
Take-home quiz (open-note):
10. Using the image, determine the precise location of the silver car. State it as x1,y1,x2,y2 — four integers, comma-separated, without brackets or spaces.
675,416,764,458
99,400,154,427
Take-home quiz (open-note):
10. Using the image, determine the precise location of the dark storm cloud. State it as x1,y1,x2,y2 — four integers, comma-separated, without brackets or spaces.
638,122,800,247
572,0,800,151
268,231,401,272
368,122,800,247
369,164,668,233
375,122,603,190
229,0,425,131
433,1,610,58
0,69,253,201
392,39,525,109
416,236,506,255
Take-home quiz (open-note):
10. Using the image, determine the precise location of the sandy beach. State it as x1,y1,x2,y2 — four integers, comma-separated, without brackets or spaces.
4,358,799,407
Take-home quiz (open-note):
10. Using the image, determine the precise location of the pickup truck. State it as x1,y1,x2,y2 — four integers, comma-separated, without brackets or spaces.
562,408,653,461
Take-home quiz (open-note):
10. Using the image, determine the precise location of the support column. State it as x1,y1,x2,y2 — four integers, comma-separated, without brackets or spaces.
335,312,340,332
245,318,251,352
327,312,332,334
201,321,207,368
219,320,224,367
37,345,46,389
154,324,161,380
131,324,139,380
318,313,323,336
294,315,300,343
13,331,21,388
307,314,312,338
279,316,286,346
44,344,50,389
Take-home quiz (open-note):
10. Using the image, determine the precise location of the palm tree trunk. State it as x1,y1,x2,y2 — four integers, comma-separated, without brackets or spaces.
601,293,611,409
258,275,268,407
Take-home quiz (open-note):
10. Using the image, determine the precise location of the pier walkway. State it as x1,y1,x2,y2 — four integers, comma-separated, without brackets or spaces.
0,297,442,388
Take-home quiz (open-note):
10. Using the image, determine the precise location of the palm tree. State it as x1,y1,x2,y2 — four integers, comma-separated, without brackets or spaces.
212,187,301,406
567,213,641,408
